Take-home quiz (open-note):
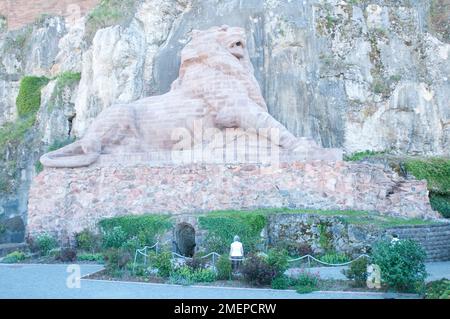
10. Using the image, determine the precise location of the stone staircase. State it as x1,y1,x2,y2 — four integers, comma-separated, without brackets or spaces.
385,223,450,262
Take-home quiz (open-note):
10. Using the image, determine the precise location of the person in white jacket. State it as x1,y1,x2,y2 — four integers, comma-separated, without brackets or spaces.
230,235,244,272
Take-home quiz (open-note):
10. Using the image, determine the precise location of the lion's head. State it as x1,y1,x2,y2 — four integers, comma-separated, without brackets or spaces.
174,25,267,110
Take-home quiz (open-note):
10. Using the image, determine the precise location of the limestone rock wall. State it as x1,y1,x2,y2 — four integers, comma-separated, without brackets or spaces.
0,0,449,242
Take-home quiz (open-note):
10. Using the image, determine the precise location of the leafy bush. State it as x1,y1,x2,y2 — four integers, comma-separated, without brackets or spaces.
77,253,104,262
99,214,172,249
101,226,127,249
169,266,216,285
2,251,26,263
35,233,58,255
198,212,266,254
271,275,290,290
149,251,173,278
104,248,131,271
425,279,450,299
185,253,207,271
216,254,232,280
294,270,321,294
241,254,276,286
371,239,427,292
343,257,369,287
75,229,100,252
266,249,289,275
319,252,350,265
16,76,50,118
56,248,77,262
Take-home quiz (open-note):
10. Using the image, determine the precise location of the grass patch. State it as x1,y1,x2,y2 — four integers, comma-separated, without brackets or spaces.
201,208,440,230
84,0,138,44
344,150,387,161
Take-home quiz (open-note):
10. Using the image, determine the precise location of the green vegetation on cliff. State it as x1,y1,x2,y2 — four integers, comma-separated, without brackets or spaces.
405,158,450,218
16,76,50,118
344,150,387,161
85,0,138,43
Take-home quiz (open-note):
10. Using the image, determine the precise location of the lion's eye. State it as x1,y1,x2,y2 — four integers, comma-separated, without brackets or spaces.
236,41,242,47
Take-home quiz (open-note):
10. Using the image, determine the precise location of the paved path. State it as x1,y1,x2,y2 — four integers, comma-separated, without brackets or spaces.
0,263,424,299
287,261,450,282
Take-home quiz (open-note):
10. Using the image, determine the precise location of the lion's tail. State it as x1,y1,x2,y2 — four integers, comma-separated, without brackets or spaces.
40,140,101,168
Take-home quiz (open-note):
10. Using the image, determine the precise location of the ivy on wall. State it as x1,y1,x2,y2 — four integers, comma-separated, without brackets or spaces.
98,214,173,248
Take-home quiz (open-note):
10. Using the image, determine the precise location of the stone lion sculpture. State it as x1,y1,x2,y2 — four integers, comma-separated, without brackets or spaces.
41,25,342,168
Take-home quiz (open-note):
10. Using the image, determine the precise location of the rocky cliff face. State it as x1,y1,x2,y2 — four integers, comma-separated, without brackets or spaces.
0,0,449,243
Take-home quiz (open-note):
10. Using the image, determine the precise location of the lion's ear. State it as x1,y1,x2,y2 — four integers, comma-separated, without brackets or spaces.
220,25,229,31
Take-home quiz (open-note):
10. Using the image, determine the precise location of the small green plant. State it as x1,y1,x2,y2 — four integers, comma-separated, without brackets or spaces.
75,229,100,252
319,252,350,265
2,251,26,263
343,257,369,287
35,233,58,255
149,250,173,278
266,249,289,276
169,266,217,285
77,253,104,262
294,271,321,294
241,254,276,286
216,254,232,280
318,223,333,252
103,248,131,271
425,279,450,299
271,275,290,290
16,76,50,118
371,239,427,292
56,247,77,262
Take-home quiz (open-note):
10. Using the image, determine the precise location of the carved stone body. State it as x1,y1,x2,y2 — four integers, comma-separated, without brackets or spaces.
40,25,342,168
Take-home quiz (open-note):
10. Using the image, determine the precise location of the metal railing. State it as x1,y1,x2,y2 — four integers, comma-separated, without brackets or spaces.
133,243,371,274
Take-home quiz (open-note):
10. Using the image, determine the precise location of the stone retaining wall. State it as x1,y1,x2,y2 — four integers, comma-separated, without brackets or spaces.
27,160,439,241
268,214,450,261
385,224,450,262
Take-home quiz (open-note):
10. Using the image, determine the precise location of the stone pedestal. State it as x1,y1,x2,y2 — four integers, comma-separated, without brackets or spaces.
27,160,439,241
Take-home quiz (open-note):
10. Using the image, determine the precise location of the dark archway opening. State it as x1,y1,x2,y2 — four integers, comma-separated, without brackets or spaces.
174,223,196,257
